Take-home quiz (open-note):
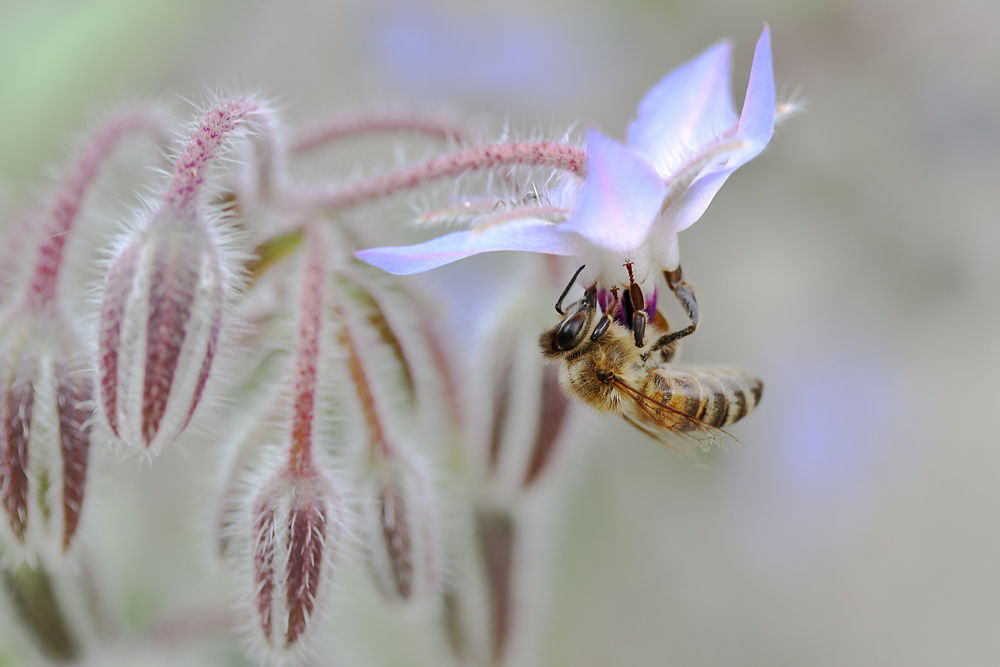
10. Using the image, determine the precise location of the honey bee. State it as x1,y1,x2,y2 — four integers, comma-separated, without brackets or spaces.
539,268,762,455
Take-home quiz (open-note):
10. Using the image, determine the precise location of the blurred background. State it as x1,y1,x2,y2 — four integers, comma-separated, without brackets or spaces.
1,0,999,665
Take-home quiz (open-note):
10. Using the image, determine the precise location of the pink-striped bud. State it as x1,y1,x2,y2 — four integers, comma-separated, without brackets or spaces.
0,316,93,558
249,464,342,658
98,218,225,451
98,98,269,451
362,453,441,604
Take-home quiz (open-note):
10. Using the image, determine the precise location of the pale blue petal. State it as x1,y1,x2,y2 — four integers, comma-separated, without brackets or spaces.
663,26,776,235
626,41,737,177
734,25,776,158
663,167,734,233
355,219,579,275
561,130,668,254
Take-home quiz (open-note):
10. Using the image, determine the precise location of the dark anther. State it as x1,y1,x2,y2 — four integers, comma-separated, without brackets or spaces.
632,311,647,347
621,261,649,346
628,280,645,313
622,286,635,334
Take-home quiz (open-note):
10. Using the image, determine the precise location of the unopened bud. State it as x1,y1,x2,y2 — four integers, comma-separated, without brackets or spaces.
98,98,269,451
248,465,342,660
363,453,441,604
98,218,224,451
0,316,93,558
1,342,35,546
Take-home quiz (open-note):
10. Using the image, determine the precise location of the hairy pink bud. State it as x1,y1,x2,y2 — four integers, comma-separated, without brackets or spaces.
98,220,224,451
0,346,35,545
0,318,94,558
363,454,441,604
249,467,341,656
98,98,270,451
331,279,443,604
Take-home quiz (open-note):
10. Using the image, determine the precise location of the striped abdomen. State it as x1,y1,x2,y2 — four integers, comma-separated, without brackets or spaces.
642,366,763,428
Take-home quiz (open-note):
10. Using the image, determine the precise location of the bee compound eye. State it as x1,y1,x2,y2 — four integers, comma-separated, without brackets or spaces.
554,312,587,351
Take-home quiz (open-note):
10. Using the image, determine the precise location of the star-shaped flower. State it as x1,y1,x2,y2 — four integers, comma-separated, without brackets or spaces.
356,26,776,292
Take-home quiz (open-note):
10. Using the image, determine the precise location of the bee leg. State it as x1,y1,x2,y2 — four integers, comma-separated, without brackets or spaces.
645,267,699,359
649,311,677,362
555,265,587,315
665,266,699,337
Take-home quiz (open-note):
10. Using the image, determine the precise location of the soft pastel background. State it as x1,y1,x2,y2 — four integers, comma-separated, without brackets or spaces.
1,0,999,665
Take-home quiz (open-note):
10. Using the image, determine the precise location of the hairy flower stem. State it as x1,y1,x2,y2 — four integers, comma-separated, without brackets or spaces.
25,108,167,310
289,111,473,154
162,99,259,215
286,224,327,477
311,141,588,212
333,297,392,460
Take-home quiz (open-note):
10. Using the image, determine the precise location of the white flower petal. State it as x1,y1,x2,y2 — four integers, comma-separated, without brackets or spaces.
560,131,667,254
355,219,579,275
627,41,737,177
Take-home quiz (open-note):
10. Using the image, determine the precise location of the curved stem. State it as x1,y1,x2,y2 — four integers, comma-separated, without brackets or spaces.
332,293,393,461
306,141,587,213
162,99,259,215
25,108,168,310
286,223,328,477
290,111,473,154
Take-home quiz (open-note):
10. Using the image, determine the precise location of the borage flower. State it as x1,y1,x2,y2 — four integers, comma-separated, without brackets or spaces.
356,26,775,296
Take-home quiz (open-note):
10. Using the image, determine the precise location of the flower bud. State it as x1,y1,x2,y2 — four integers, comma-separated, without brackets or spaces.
98,217,225,451
0,315,93,558
97,98,269,451
249,464,342,657
362,453,441,604
332,278,444,605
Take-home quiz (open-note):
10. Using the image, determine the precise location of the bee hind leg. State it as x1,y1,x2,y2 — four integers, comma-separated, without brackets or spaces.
644,267,700,360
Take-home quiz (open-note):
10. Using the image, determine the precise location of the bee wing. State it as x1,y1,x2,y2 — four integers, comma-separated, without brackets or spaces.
610,377,741,455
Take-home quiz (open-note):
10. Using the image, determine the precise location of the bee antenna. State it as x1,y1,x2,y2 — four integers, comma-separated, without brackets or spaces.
555,265,586,315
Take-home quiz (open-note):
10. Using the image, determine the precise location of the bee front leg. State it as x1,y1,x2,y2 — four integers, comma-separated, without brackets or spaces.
647,266,700,357
555,265,587,314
